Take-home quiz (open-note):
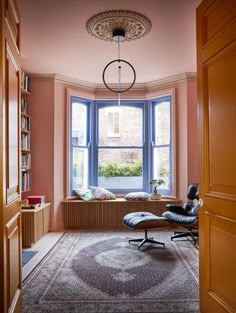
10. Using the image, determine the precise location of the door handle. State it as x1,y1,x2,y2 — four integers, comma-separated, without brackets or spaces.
193,198,204,207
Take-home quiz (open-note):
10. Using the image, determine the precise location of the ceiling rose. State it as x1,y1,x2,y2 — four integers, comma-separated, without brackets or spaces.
86,10,152,42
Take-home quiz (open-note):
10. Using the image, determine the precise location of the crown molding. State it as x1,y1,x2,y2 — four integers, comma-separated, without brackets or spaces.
30,72,196,93
146,72,197,91
30,73,96,91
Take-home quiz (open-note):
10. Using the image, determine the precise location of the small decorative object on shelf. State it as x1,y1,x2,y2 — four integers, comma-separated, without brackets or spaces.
149,178,165,200
21,71,31,193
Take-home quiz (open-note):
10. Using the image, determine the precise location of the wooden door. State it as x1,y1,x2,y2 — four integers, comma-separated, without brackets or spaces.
0,0,22,313
197,1,236,313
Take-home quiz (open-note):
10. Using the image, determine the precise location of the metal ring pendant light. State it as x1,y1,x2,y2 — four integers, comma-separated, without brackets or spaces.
102,29,136,94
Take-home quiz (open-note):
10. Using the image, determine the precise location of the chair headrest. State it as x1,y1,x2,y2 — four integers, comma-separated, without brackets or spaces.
187,184,199,200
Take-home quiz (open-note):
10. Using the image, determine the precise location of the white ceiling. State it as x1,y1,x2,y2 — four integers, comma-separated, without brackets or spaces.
18,0,202,85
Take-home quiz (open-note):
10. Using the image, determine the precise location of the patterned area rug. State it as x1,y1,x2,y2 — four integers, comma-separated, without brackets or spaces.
23,232,199,313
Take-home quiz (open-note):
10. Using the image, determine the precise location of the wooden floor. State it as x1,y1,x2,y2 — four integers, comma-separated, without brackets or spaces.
22,232,63,281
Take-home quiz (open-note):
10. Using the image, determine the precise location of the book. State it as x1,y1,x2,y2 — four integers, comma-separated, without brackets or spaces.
26,195,46,205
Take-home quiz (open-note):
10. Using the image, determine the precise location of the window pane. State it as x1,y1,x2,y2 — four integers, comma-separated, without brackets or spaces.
108,112,120,136
72,148,88,190
153,147,170,189
72,102,87,146
98,148,143,189
155,101,170,145
98,106,143,146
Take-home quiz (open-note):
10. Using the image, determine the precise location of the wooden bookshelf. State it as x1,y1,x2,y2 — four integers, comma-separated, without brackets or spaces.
21,71,31,193
21,203,51,247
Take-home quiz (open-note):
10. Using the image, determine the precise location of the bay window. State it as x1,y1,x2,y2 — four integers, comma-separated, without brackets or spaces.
69,96,173,196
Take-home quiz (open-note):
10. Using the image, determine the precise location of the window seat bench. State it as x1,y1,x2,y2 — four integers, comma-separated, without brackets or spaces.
61,198,182,230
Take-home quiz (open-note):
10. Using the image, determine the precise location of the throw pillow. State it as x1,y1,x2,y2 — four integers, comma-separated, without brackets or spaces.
77,189,96,201
124,192,150,201
90,186,116,200
73,190,82,199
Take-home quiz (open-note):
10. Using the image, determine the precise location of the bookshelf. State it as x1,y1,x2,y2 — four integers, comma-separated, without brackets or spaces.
21,71,31,193
21,203,51,247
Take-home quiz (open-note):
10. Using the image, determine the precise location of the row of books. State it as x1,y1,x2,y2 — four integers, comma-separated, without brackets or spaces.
21,154,31,169
21,71,31,93
21,172,31,192
21,98,29,115
21,115,30,131
21,133,30,150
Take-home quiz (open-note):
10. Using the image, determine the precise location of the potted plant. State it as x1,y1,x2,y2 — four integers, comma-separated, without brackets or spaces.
149,178,165,200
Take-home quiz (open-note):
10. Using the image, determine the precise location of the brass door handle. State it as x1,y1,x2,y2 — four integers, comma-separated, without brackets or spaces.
193,198,204,207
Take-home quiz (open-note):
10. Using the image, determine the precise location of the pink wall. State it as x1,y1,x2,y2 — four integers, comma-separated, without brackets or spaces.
52,83,66,230
28,79,55,228
29,76,198,231
175,80,189,201
187,79,199,185
175,79,198,201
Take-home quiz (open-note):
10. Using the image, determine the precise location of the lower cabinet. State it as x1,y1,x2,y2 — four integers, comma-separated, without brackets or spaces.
21,203,51,248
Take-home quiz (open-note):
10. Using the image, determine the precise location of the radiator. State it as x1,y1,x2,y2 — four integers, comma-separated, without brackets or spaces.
62,199,182,230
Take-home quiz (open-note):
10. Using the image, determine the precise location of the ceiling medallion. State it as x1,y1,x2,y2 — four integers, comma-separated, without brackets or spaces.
86,10,152,42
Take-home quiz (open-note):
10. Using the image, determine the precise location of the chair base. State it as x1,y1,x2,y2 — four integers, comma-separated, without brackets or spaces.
129,229,165,249
171,230,198,245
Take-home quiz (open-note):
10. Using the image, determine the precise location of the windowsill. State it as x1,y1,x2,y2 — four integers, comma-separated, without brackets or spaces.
63,196,181,203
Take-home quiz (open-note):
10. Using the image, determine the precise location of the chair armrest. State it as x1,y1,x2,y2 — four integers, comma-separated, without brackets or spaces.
165,204,188,215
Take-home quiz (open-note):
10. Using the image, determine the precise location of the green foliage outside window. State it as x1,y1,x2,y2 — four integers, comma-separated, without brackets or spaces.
98,160,142,177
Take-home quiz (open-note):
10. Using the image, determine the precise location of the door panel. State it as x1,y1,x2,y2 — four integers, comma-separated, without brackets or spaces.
206,213,235,309
0,0,22,312
207,47,236,196
6,213,21,312
5,0,20,51
4,42,22,313
197,0,236,313
6,43,20,201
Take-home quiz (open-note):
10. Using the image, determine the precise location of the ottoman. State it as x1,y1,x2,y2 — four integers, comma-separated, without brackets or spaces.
123,212,167,249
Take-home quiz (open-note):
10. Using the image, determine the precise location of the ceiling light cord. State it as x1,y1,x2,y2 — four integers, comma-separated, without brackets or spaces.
118,65,121,105
102,28,136,96
118,37,121,60
118,38,121,105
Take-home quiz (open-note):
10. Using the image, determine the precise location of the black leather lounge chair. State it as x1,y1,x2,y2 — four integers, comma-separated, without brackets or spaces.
162,183,199,245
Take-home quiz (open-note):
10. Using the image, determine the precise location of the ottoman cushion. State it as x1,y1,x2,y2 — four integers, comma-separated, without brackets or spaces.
123,212,167,230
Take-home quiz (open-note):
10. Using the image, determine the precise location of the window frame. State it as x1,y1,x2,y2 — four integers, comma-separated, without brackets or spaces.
68,93,175,197
150,96,173,196
94,101,148,194
70,96,91,193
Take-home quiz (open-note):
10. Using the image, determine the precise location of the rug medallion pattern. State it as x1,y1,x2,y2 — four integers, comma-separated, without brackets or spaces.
23,232,199,313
